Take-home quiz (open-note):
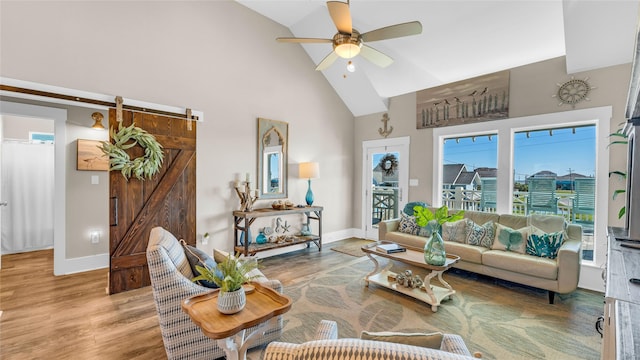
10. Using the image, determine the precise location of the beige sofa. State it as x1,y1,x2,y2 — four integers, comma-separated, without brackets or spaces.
379,210,582,304
264,320,480,360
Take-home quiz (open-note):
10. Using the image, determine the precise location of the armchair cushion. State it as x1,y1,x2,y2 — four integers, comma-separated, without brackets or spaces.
360,330,444,349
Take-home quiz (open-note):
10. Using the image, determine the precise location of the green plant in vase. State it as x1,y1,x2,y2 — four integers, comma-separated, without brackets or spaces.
413,205,464,266
193,253,260,314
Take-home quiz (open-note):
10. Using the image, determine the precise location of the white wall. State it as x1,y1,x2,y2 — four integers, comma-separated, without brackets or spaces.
0,1,355,267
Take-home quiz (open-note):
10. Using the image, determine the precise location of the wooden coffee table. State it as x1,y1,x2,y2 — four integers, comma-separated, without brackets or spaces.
181,282,292,360
361,241,460,312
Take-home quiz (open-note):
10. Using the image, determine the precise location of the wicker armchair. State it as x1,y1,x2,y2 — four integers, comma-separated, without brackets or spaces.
146,226,283,360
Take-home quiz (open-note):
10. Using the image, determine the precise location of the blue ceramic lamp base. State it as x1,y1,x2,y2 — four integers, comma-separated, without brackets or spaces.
305,179,314,206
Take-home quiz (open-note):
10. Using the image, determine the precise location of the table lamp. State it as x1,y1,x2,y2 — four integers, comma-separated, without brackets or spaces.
299,162,319,206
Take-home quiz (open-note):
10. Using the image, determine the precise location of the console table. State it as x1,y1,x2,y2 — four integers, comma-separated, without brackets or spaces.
233,206,323,256
603,227,640,359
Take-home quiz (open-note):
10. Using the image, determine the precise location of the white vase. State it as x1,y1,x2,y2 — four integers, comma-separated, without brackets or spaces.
217,287,246,314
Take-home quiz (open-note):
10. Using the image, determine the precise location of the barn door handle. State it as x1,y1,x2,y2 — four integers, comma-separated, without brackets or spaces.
110,196,118,226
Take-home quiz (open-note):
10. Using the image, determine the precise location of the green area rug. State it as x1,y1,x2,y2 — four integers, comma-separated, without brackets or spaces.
252,255,602,360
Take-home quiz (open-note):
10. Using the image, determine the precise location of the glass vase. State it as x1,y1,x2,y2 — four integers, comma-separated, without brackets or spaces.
256,230,267,244
424,231,446,266
240,228,252,245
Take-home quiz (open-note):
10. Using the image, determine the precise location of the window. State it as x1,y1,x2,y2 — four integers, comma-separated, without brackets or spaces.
432,107,610,271
441,134,498,212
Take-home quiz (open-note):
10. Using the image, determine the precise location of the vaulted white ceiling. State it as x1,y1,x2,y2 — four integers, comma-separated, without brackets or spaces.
236,0,640,117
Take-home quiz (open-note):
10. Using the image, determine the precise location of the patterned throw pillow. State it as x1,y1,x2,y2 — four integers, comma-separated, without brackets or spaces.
492,223,528,253
441,219,467,243
465,219,495,248
398,212,421,236
526,226,564,259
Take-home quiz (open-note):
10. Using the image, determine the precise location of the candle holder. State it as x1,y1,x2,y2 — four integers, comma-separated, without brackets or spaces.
235,181,259,212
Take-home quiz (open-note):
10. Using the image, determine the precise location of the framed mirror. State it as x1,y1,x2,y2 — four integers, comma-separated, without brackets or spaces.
257,118,288,199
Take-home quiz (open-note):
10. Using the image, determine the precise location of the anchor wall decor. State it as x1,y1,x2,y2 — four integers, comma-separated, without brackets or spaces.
378,113,393,138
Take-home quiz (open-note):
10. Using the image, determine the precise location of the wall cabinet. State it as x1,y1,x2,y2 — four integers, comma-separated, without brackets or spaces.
232,206,323,256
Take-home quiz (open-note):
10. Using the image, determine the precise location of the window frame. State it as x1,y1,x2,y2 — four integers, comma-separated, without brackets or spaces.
432,106,611,289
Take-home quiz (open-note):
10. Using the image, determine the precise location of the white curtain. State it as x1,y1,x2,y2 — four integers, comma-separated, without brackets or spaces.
1,141,54,253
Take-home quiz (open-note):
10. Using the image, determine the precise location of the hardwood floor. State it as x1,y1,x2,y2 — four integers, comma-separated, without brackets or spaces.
0,241,357,359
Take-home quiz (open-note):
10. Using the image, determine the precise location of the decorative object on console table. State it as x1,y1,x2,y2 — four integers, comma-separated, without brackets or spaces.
234,174,259,211
414,205,464,266
256,230,268,244
299,162,319,206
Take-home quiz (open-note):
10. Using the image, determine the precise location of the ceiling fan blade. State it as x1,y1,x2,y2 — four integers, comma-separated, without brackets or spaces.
360,45,393,68
327,1,352,34
315,51,339,71
361,21,422,42
277,37,332,44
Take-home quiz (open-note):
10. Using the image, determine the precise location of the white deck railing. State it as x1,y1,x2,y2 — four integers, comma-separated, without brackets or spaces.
441,187,593,223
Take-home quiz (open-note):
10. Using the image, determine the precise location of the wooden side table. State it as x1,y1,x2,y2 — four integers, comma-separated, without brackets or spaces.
181,282,292,360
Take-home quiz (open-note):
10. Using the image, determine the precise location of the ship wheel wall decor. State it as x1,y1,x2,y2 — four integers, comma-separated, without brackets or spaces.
552,76,595,108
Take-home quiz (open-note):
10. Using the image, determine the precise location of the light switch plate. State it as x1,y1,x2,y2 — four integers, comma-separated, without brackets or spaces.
91,175,99,185
90,231,100,244
409,178,419,186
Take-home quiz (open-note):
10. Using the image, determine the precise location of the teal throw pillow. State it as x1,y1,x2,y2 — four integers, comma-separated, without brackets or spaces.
465,220,495,248
403,201,429,216
526,227,564,259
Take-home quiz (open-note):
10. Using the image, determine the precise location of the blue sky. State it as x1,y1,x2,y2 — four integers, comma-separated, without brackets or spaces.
443,125,596,182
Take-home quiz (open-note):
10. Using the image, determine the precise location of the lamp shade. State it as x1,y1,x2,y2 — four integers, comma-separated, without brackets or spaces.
299,162,319,179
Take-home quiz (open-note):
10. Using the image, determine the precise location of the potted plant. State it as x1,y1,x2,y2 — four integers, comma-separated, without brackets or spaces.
193,254,260,314
413,205,465,266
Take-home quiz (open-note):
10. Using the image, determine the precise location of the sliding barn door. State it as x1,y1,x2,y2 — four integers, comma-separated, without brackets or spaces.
108,109,196,294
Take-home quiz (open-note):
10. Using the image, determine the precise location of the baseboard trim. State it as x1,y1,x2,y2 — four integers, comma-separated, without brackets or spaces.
57,253,109,275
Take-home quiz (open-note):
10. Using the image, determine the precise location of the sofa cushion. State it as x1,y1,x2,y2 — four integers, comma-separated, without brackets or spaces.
497,214,528,230
491,223,528,254
465,220,495,248
464,211,500,226
482,250,558,280
444,242,487,264
526,226,564,259
442,219,467,243
182,241,219,288
529,214,567,233
360,331,443,349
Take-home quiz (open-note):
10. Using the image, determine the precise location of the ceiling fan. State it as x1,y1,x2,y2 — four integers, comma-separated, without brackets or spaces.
276,1,422,71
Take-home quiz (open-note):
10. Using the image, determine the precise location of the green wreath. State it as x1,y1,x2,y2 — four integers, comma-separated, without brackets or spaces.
100,122,164,181
379,153,398,176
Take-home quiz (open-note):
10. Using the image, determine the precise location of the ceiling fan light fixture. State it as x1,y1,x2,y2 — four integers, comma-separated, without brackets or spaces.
335,43,360,59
